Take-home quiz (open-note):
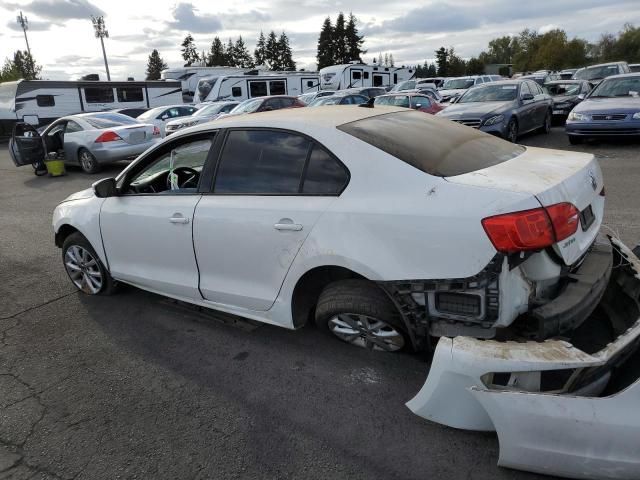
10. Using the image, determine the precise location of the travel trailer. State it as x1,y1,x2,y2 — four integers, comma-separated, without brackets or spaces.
0,79,183,138
195,72,320,103
161,66,255,101
319,62,415,90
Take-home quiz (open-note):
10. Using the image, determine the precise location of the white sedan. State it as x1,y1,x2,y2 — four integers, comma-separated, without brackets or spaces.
53,106,640,478
136,104,198,137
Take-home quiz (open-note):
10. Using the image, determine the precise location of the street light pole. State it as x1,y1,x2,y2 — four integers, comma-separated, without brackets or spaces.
16,11,32,58
91,15,111,81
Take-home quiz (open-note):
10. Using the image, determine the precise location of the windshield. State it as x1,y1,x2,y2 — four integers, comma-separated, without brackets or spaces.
458,84,518,103
230,98,262,114
574,65,620,81
310,96,342,106
391,80,416,92
193,104,222,117
590,77,640,98
137,108,162,120
443,78,475,90
374,95,410,108
545,83,581,96
338,111,525,177
84,113,139,129
197,76,218,101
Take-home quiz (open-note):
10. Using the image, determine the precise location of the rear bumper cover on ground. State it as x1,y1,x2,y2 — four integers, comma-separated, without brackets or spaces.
408,237,640,479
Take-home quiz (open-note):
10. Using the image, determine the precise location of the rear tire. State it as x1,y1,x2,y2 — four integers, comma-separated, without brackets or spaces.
78,148,100,174
315,279,409,352
62,232,117,295
568,135,583,145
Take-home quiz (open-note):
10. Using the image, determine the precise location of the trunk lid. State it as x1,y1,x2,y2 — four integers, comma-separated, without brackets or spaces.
446,146,604,265
112,123,155,145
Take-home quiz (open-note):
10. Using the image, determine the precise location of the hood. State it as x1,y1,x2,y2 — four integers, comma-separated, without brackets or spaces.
573,96,640,114
437,101,514,119
60,187,94,203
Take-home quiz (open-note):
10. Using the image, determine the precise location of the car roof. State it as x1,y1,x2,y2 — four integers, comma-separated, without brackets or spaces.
579,62,627,69
600,72,640,80
545,79,583,84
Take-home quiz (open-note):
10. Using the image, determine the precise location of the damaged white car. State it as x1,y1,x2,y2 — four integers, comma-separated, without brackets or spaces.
53,106,640,479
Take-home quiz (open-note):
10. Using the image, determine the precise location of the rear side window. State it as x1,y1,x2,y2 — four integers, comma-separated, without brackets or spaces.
85,87,114,103
214,130,310,194
36,95,55,107
337,111,525,177
302,146,348,194
84,113,138,128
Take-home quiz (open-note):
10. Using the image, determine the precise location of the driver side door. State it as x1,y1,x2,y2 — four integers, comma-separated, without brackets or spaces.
99,132,217,300
9,123,45,167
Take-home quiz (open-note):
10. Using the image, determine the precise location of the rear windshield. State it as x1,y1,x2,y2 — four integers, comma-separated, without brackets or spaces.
84,113,139,129
337,111,525,177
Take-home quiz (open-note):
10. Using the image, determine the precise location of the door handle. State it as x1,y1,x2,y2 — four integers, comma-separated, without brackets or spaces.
169,214,189,224
274,219,303,231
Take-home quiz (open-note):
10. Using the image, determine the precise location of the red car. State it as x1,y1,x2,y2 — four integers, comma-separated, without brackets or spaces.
373,92,444,114
221,95,305,118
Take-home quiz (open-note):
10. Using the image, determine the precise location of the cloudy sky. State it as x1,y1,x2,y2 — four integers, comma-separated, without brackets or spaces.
1,0,639,80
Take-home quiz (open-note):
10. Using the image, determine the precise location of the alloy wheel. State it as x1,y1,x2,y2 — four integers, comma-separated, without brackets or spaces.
80,151,95,173
328,313,405,351
64,245,103,294
507,120,518,143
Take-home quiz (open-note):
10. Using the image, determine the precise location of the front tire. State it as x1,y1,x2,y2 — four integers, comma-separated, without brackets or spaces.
315,279,409,352
506,118,519,143
539,110,552,134
568,135,583,145
62,232,117,295
78,148,100,174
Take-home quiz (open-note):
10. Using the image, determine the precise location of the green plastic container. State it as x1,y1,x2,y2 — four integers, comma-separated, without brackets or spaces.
45,159,66,177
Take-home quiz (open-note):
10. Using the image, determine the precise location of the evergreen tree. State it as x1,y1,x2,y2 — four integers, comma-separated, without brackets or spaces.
11,50,41,80
145,49,167,80
345,13,365,62
181,34,199,66
384,53,389,66
435,47,448,75
278,32,296,70
427,63,437,76
333,12,347,64
254,31,267,67
234,36,255,68
208,37,226,66
316,17,334,69
447,47,466,76
388,53,394,67
225,38,236,66
378,52,383,66
265,31,280,70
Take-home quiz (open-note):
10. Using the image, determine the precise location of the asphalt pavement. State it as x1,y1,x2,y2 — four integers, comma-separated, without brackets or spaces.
1,127,639,479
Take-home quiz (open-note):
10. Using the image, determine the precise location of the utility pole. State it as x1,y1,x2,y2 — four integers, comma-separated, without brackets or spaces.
91,15,111,81
16,11,32,57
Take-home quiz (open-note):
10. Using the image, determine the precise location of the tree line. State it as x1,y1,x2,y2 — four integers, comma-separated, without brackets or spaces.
316,13,365,69
414,23,640,78
0,51,41,82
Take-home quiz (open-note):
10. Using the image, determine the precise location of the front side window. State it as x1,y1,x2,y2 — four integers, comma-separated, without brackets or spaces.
214,130,310,194
85,87,114,103
128,137,214,194
36,95,55,107
116,87,143,102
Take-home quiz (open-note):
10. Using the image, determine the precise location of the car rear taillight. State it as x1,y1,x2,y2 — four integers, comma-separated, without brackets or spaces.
94,131,122,143
153,126,160,136
482,202,580,253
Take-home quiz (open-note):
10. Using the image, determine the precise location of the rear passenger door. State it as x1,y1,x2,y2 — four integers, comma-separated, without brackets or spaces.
193,129,349,311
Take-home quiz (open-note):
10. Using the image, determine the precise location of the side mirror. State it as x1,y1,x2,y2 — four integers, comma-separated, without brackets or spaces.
577,93,586,101
521,93,534,101
161,114,169,120
93,177,117,198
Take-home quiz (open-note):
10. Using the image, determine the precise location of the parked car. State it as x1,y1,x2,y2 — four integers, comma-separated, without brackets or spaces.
52,107,640,480
373,92,444,114
520,73,551,85
544,80,592,120
572,61,631,85
420,77,447,88
438,76,494,102
165,101,239,135
298,90,335,105
9,112,159,174
630,63,640,73
308,92,369,106
137,104,198,137
437,80,552,142
390,79,437,92
221,95,305,118
111,107,150,118
343,87,388,98
560,68,579,79
565,73,640,144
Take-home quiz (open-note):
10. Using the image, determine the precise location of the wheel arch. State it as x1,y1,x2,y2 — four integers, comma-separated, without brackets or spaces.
55,223,79,248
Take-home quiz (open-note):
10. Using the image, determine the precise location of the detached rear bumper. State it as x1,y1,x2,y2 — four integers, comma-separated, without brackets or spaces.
408,237,640,479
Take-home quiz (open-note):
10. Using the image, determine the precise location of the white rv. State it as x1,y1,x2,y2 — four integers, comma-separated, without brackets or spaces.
195,72,320,103
161,66,256,101
0,79,183,137
319,63,415,90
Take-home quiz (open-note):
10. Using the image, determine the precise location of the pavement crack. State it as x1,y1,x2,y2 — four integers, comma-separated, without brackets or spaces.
1,291,76,321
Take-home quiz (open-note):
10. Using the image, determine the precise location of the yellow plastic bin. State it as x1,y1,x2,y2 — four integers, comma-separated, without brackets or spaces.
45,159,66,177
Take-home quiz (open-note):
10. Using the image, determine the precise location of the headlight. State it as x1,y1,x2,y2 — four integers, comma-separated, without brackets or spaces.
483,114,504,126
633,112,640,120
183,121,199,127
568,111,588,121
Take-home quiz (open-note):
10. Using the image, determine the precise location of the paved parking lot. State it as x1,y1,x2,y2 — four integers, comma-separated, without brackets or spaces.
1,127,638,480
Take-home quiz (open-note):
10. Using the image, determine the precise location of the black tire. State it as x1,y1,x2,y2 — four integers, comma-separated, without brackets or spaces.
78,148,101,174
315,279,409,352
33,161,47,176
539,110,552,134
62,232,117,295
568,135,583,145
506,118,518,143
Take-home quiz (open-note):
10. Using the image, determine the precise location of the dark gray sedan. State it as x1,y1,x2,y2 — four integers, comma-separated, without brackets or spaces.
544,80,592,120
436,80,553,142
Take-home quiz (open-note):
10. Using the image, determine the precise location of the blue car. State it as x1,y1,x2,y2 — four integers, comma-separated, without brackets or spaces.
565,73,640,144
